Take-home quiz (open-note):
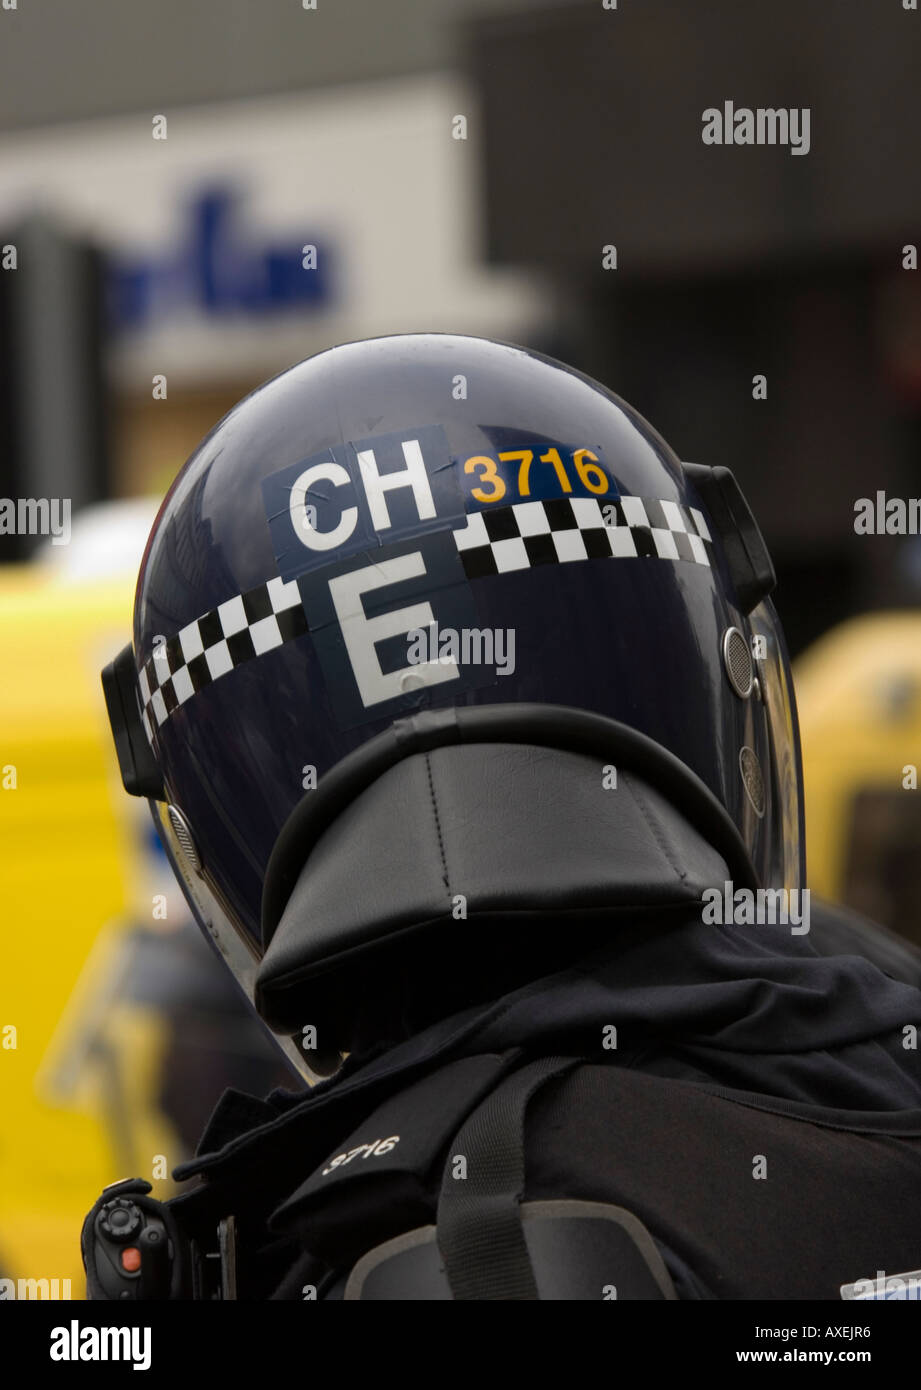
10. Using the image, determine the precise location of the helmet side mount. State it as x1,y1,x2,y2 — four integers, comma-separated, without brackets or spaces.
102,643,165,800
682,463,776,614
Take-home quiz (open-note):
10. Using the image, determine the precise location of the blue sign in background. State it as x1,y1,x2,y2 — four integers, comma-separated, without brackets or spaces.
109,187,332,328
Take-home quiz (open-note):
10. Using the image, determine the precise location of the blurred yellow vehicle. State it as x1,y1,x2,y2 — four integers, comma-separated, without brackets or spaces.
795,612,921,948
0,555,161,1289
0,506,290,1295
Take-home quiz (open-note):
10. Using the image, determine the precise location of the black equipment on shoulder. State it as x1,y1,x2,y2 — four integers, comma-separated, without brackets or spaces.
344,1055,676,1300
82,1056,676,1301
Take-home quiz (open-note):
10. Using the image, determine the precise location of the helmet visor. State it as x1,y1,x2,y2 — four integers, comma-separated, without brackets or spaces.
749,598,806,892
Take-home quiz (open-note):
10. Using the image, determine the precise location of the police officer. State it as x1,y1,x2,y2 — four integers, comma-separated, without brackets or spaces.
85,334,921,1300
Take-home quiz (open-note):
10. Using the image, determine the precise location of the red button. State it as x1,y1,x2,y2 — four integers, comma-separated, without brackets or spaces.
121,1247,142,1272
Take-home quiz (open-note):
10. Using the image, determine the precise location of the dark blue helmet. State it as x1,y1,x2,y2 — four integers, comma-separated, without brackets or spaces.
103,334,804,1081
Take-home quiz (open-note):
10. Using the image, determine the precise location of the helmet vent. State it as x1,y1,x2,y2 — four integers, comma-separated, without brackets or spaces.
723,627,754,699
739,747,766,818
167,804,202,875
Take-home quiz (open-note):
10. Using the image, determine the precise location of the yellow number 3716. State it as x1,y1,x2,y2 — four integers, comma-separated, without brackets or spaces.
463,447,608,504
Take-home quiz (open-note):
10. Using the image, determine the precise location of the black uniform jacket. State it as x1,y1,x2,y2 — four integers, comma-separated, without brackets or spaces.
166,898,921,1300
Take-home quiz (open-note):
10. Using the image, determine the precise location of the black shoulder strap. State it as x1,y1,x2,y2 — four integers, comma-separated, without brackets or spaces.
435,1055,579,1301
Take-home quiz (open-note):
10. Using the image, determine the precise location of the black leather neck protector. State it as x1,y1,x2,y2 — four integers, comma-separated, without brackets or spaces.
256,706,753,1050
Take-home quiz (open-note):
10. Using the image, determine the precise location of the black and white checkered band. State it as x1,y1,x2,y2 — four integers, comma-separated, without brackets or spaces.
451,495,712,578
138,495,712,733
138,575,308,738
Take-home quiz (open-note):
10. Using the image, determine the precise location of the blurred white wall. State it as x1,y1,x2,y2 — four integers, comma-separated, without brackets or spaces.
0,74,549,387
